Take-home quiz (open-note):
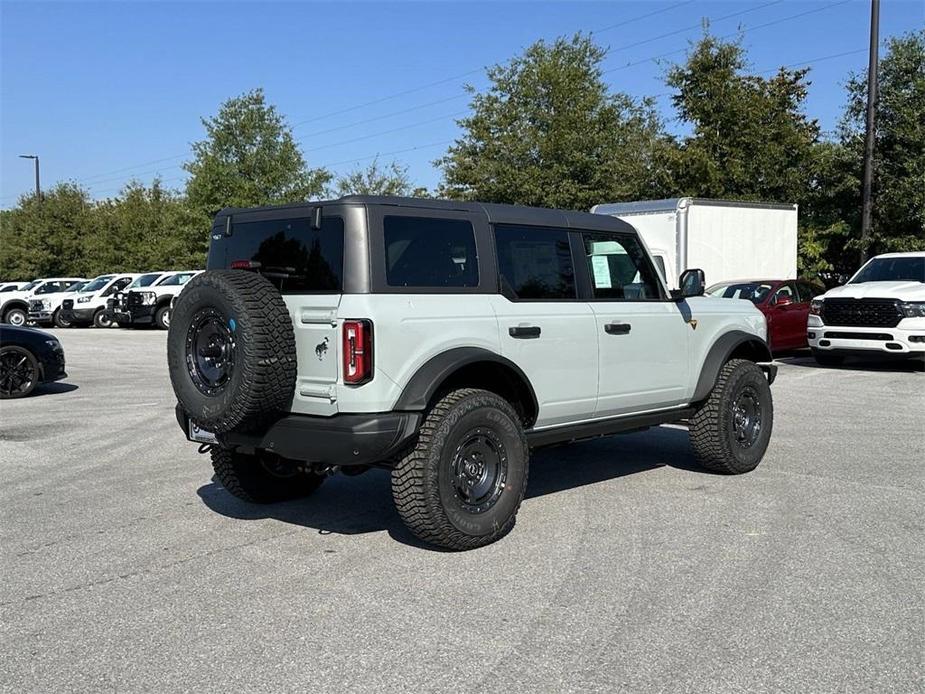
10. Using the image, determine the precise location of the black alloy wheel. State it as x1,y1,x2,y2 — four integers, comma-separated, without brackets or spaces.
0,346,40,399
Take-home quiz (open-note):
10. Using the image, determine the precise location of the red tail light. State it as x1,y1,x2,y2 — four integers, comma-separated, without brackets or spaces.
230,260,262,270
343,320,373,384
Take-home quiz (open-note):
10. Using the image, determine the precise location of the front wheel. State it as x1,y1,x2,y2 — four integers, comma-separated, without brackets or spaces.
53,309,73,328
391,388,529,550
210,446,325,503
93,309,113,329
154,305,170,330
689,359,773,474
3,307,27,326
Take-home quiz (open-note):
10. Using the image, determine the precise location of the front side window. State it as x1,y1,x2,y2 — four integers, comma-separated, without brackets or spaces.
771,283,795,304
158,272,198,287
384,216,478,288
494,225,576,300
225,216,344,293
582,232,662,300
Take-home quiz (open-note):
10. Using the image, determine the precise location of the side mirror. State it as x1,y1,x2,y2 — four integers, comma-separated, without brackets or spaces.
774,295,794,307
672,268,705,300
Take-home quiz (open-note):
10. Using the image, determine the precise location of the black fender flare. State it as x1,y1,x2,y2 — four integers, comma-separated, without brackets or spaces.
692,331,774,403
394,347,538,418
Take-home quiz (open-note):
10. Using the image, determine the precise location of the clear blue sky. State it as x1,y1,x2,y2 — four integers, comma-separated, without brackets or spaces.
1,0,922,208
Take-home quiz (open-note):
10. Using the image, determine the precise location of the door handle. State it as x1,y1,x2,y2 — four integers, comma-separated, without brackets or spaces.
604,322,631,335
509,325,541,339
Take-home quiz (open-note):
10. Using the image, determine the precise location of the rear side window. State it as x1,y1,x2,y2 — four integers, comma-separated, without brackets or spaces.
224,216,344,293
582,232,662,300
384,216,478,288
493,225,576,300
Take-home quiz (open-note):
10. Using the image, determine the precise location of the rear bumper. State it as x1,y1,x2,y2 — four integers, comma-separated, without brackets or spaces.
176,405,421,467
807,316,925,357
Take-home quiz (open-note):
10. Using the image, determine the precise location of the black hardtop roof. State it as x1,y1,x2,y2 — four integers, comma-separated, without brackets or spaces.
214,196,636,233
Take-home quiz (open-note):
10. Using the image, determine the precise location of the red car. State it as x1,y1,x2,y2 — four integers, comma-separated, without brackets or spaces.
706,279,823,353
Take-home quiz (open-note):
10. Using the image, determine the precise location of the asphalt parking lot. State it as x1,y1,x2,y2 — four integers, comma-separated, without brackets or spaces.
1,328,923,693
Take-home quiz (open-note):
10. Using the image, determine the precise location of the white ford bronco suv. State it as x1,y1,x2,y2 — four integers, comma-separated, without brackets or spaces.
808,251,925,365
168,196,777,550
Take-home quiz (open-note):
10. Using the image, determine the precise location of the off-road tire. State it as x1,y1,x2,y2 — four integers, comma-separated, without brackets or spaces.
391,388,529,551
812,349,845,367
211,446,325,503
93,309,113,329
167,270,296,434
53,309,72,328
689,359,773,474
154,305,170,330
3,307,27,326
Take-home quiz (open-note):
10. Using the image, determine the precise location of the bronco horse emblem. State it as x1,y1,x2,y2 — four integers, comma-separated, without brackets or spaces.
315,337,329,360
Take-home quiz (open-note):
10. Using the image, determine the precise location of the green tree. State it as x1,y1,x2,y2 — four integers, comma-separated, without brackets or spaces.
841,29,925,258
666,33,820,204
437,33,673,209
184,88,330,217
334,158,415,197
0,183,97,279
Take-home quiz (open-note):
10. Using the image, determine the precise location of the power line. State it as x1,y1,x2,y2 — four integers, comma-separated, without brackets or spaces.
602,0,853,74
53,2,697,188
5,0,858,201
605,0,784,55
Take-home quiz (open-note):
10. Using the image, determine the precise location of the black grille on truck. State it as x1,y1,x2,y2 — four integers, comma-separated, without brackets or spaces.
29,299,44,311
127,292,143,307
821,298,903,328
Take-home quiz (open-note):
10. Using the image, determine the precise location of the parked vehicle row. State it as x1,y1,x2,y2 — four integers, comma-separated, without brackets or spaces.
0,270,202,330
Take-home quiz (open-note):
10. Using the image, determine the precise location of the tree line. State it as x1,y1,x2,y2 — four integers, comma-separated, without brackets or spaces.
1,30,922,282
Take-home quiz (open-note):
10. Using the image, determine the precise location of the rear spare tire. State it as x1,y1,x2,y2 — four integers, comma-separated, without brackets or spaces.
167,270,297,433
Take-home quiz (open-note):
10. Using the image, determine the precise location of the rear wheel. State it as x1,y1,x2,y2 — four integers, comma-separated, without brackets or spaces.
53,309,72,328
93,309,113,329
689,359,773,474
391,388,529,550
0,346,40,399
812,349,845,367
3,307,27,326
210,446,325,503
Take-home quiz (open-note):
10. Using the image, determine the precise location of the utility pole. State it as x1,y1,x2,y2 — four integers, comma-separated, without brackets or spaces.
18,154,41,200
859,0,880,264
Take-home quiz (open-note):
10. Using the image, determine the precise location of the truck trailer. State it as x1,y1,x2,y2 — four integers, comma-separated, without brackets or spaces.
591,198,798,288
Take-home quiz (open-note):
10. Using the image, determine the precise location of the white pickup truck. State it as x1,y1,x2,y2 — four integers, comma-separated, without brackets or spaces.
808,252,925,364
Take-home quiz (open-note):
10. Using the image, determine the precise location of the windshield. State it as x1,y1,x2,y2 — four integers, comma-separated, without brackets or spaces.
707,282,775,304
158,272,198,286
128,273,162,289
66,281,88,292
80,275,115,293
849,256,924,284
20,280,40,292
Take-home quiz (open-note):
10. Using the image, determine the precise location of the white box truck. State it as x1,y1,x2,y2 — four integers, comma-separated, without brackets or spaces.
590,198,798,288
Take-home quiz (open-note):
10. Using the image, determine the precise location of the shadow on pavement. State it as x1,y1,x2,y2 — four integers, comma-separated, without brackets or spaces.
777,353,924,373
197,425,701,549
34,382,80,396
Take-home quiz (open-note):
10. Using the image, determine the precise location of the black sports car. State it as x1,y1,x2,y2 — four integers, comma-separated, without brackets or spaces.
0,325,67,398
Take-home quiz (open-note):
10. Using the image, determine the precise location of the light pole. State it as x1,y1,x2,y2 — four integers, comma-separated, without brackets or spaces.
859,0,880,264
18,154,41,200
